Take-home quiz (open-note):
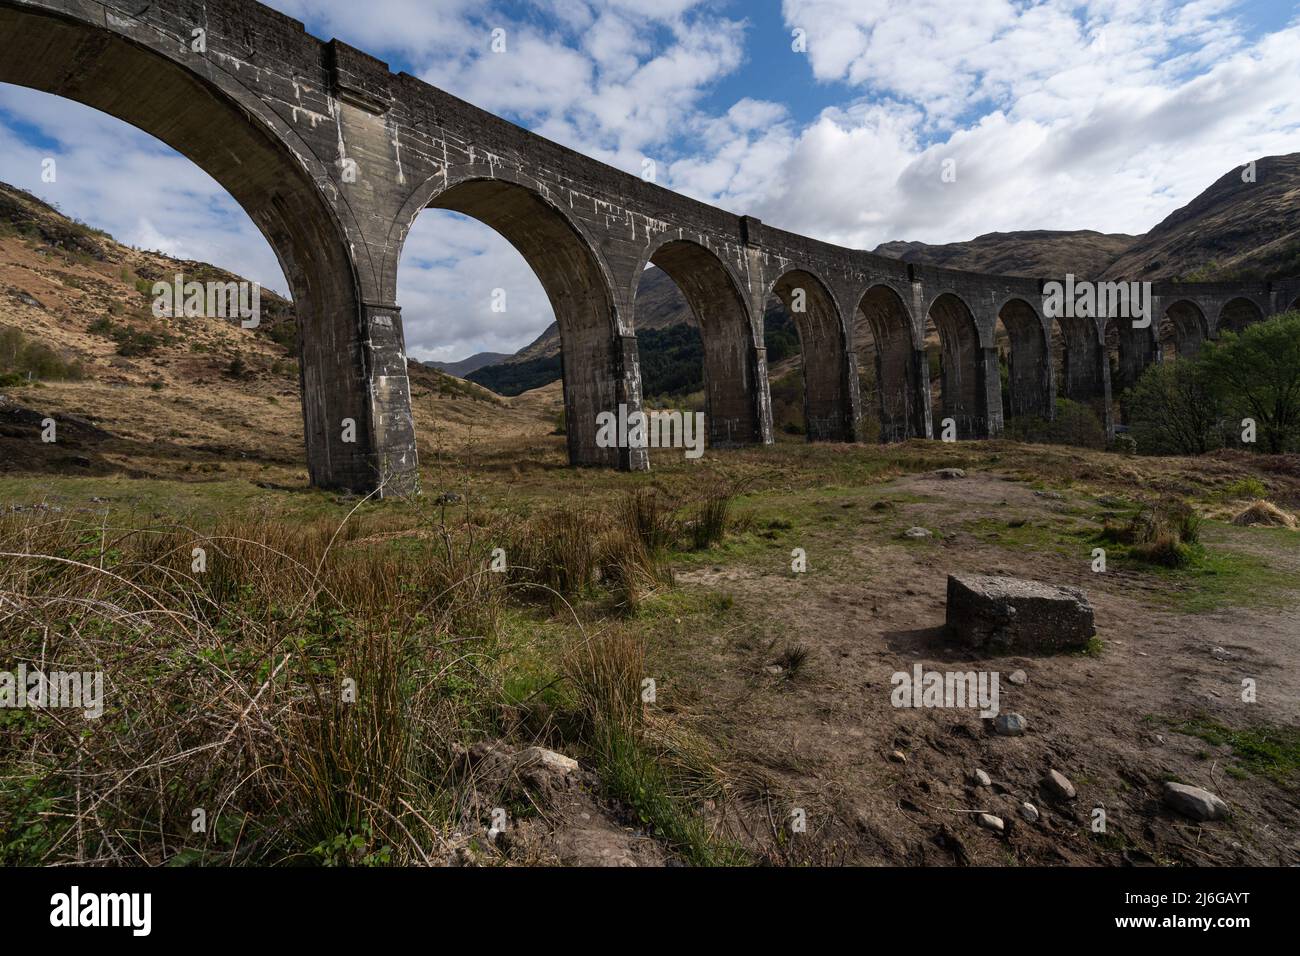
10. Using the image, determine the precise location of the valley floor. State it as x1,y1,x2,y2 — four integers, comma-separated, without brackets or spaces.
1,386,1298,866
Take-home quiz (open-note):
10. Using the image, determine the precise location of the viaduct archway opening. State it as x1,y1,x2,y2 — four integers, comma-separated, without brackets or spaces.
417,178,630,469
640,240,759,451
995,298,1049,426
854,285,917,441
1160,300,1207,359
1051,312,1108,432
0,3,392,493
1218,297,1264,335
1104,315,1157,423
770,270,854,442
926,293,985,439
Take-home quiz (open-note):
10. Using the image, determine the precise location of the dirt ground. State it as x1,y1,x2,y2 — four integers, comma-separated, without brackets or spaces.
670,470,1300,865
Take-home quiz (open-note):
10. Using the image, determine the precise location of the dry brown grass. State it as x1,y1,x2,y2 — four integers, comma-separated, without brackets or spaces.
1232,499,1298,529
0,504,509,865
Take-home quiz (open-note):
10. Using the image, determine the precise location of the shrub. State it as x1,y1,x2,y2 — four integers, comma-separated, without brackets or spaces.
1125,358,1225,455
1101,496,1202,567
0,325,84,381
1200,311,1300,453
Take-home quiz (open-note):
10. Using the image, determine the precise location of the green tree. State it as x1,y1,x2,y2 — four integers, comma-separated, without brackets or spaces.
1200,311,1300,454
1124,358,1225,455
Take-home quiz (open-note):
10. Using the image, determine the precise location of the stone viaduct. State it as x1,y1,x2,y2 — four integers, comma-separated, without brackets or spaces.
3,0,1298,495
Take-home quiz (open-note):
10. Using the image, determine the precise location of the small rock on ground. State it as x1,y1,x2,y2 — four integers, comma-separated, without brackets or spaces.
993,713,1027,736
978,813,1004,833
1008,669,1027,685
1043,769,1077,800
1163,782,1229,821
903,527,932,539
972,769,992,787
1019,802,1040,823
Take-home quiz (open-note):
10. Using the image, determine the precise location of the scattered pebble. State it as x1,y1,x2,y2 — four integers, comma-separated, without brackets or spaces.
889,750,907,764
993,713,1027,736
978,813,1004,833
1008,669,1027,685
1043,769,1077,800
902,527,932,539
972,769,991,787
934,468,966,480
1019,802,1040,823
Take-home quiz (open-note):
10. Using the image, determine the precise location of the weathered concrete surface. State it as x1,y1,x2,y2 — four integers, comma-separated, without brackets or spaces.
946,574,1096,653
1,0,1297,494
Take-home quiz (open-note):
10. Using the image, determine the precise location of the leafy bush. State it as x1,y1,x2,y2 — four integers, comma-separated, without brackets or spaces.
1199,311,1300,453
0,325,84,382
1124,356,1226,455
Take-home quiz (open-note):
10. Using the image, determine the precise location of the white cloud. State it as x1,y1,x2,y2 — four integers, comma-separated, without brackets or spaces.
0,86,287,295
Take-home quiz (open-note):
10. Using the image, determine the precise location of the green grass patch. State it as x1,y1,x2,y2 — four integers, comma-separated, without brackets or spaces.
1167,716,1300,784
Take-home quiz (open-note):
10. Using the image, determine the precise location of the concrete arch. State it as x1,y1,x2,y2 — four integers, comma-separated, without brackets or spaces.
404,173,643,470
1217,296,1265,335
856,283,923,441
995,297,1051,421
644,239,765,447
390,163,625,328
926,292,990,438
1051,307,1108,419
1161,299,1208,359
0,1,410,494
1106,314,1158,406
770,268,857,441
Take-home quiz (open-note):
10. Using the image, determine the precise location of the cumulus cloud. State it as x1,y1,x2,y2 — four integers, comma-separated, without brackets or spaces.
0,86,287,295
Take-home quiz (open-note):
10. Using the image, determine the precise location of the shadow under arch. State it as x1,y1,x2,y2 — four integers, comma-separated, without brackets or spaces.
926,292,987,438
769,268,855,442
0,3,397,493
1051,307,1108,428
1161,299,1208,359
856,283,920,441
995,297,1050,422
409,174,639,469
1218,296,1264,335
640,238,763,448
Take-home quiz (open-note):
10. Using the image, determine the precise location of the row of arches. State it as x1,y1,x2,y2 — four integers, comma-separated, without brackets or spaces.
3,0,1294,489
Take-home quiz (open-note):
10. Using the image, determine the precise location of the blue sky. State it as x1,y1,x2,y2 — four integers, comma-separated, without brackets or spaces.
2,0,1299,363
